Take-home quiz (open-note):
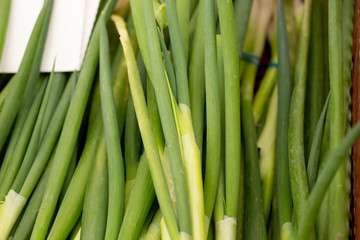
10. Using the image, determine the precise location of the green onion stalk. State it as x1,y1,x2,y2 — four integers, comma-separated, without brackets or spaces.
2,72,66,200
163,1,206,236
0,81,47,240
0,79,47,200
203,0,221,235
0,80,11,111
113,15,181,239
47,17,135,238
11,151,56,240
213,34,227,238
50,14,133,240
257,86,277,224
29,0,117,239
124,95,141,207
138,203,158,237
240,1,274,239
327,0,348,238
188,0,205,152
0,73,77,239
306,94,330,190
118,152,156,240
0,0,11,60
296,121,360,239
276,0,293,237
152,5,180,225
69,217,82,240
139,208,162,240
287,0,313,236
176,0,190,62
304,0,326,160
216,0,242,238
81,138,109,240
99,18,126,240
0,0,54,184
315,109,331,240
234,0,253,59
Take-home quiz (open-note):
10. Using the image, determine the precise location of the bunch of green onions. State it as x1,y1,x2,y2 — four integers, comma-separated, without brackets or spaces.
0,0,358,239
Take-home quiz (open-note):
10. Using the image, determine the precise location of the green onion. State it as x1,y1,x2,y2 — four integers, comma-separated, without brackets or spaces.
113,15,180,239
119,153,156,240
124,95,141,206
203,0,221,234
0,0,54,183
30,1,117,239
328,0,347,238
12,153,55,240
11,73,66,193
0,0,11,60
307,94,329,190
287,0,312,230
164,0,190,106
81,139,109,240
176,0,190,62
48,15,135,237
276,0,293,235
297,121,360,240
0,79,47,200
304,0,326,160
217,0,241,237
188,0,205,151
99,17,125,239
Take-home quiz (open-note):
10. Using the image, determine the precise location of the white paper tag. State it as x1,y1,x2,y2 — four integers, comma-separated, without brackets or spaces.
0,0,101,73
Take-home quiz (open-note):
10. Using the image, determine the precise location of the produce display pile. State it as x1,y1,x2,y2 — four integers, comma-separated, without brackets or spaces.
0,0,358,239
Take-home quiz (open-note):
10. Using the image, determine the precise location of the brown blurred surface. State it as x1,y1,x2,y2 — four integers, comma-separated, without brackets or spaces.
352,0,360,238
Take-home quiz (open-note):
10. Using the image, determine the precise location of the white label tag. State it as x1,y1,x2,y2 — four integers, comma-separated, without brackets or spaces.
0,0,101,73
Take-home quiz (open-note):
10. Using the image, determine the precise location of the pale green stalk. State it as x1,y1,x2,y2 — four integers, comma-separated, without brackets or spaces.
161,0,207,235
113,15,180,240
69,218,82,240
139,0,193,234
257,87,277,224
140,209,162,240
